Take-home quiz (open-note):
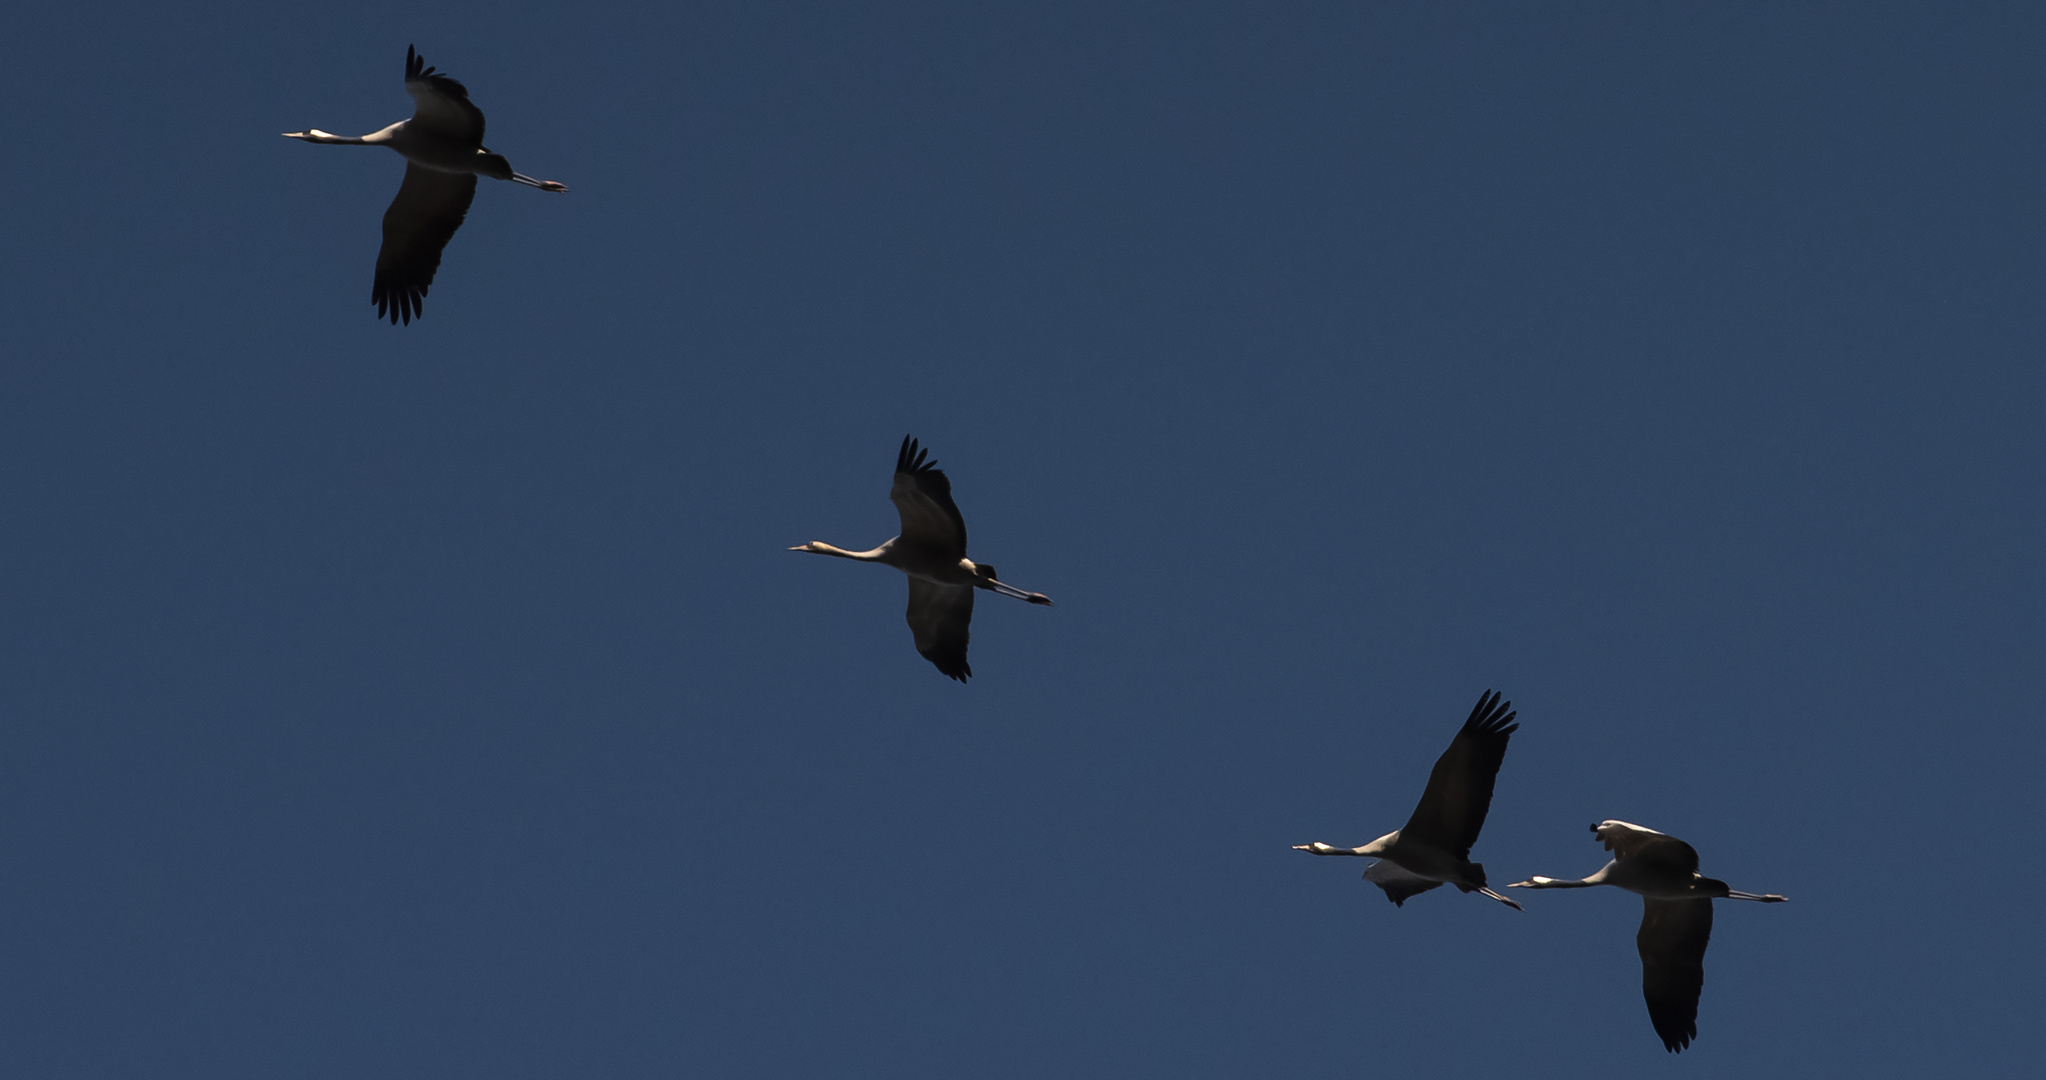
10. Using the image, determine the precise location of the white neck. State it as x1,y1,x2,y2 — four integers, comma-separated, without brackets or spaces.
1296,831,1398,857
1355,831,1398,856
287,129,364,145
1508,861,1613,890
795,540,889,562
284,123,402,146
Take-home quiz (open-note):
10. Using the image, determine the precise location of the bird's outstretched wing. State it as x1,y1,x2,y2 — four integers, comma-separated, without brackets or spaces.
373,164,477,325
403,45,486,144
890,436,968,554
906,577,974,682
1363,859,1444,907
1400,690,1518,860
1638,897,1713,1052
1596,820,1701,874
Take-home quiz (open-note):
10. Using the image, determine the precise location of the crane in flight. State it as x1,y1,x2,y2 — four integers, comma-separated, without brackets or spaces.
1294,691,1524,911
791,436,1052,682
285,46,567,324
1509,820,1787,1052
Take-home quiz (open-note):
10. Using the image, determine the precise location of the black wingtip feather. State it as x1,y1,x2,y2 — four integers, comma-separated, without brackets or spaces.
918,648,971,682
1653,1014,1696,1052
1459,689,1519,739
403,44,471,99
894,435,958,506
371,280,424,325
897,434,936,475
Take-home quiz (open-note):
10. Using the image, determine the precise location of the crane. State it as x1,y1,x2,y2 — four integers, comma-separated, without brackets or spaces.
1294,691,1524,911
791,436,1052,682
1509,820,1787,1052
285,46,566,324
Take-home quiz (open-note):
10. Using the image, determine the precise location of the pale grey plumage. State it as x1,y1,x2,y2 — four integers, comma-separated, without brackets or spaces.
792,436,1052,681
1510,820,1787,1052
284,46,566,324
1294,691,1524,911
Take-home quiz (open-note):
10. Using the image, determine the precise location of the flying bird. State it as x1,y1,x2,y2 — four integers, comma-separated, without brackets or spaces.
284,46,567,324
791,436,1053,682
1509,820,1787,1052
1294,691,1524,911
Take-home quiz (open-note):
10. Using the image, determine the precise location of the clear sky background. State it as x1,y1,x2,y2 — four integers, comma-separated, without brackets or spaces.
2,2,2041,1076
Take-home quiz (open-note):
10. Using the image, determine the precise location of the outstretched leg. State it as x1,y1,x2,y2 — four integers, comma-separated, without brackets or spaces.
1477,887,1524,911
985,579,1054,605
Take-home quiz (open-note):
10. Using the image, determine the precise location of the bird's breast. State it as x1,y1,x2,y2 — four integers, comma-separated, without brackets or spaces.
385,125,488,173
1605,861,1708,899
894,549,977,586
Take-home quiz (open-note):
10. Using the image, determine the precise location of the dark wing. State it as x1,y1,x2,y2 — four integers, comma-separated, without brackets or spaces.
889,436,968,554
1639,898,1714,1053
906,578,974,682
404,45,486,145
1399,690,1518,859
372,165,477,325
1363,860,1444,907
1596,820,1701,874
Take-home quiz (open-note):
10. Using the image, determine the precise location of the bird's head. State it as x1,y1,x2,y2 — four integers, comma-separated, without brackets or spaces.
1293,842,1337,855
790,542,824,554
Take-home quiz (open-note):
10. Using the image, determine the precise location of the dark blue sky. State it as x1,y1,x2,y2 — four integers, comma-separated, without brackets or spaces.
2,2,2040,1075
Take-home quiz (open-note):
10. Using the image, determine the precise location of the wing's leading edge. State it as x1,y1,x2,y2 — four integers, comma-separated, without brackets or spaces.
403,45,486,144
890,436,968,553
1401,690,1518,859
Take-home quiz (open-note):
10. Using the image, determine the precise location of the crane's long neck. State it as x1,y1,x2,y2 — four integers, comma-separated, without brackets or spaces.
1508,861,1614,890
285,129,370,145
1294,832,1398,857
284,123,406,146
793,541,889,562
